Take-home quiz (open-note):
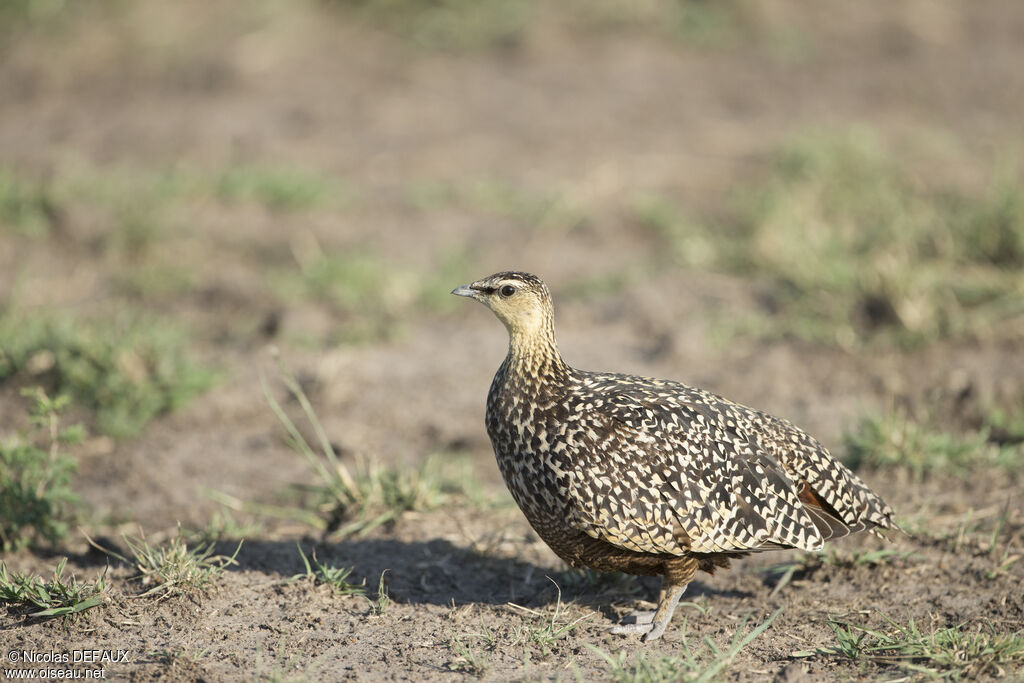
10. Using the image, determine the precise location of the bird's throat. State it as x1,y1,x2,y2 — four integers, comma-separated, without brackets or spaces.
506,333,570,386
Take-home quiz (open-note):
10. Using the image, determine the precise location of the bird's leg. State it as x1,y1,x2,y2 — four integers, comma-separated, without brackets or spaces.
608,580,686,637
640,581,686,642
610,558,697,641
608,584,666,630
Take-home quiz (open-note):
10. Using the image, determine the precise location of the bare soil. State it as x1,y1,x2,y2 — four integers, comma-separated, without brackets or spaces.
1,2,1023,680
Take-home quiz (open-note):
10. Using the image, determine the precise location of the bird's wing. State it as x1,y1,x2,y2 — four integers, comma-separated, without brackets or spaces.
560,390,830,556
751,413,898,536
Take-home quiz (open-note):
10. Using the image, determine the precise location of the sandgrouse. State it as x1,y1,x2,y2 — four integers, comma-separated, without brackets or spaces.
452,271,897,641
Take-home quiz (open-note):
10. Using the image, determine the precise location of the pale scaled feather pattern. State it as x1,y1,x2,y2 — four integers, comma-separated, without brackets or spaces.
457,270,899,642
548,373,835,555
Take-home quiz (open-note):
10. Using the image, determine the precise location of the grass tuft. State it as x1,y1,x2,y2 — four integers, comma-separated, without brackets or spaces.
449,627,496,676
590,607,782,682
804,614,1024,679
843,408,1024,479
99,529,240,600
369,570,390,615
0,389,82,552
641,129,1024,348
294,544,366,597
262,355,479,537
510,581,592,659
0,311,215,438
0,558,106,620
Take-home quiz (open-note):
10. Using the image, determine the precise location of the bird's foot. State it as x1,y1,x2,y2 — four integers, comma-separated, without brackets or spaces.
609,611,656,636
610,580,688,643
609,622,653,636
608,616,670,641
641,618,671,642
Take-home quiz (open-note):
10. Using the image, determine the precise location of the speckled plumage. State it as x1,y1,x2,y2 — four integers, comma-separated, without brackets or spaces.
453,271,897,641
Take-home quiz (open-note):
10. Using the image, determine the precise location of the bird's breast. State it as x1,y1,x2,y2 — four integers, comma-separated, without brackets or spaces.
485,381,579,524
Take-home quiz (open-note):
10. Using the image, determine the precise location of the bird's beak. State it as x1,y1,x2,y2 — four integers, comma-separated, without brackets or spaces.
451,283,480,298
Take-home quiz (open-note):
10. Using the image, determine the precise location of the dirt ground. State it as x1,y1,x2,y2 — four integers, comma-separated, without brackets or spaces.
2,1,1023,680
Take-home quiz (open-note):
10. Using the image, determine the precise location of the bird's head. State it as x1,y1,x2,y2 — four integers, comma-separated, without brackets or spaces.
451,271,554,338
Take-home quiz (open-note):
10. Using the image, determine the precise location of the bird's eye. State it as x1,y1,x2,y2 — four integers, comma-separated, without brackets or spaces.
499,284,516,297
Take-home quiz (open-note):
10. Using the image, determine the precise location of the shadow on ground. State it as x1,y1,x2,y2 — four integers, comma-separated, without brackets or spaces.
225,536,753,613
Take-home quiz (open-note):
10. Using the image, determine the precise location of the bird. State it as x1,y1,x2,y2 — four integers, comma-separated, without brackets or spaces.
452,271,898,642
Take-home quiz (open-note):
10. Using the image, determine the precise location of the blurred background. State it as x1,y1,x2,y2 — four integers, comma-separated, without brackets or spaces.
1,2,1023,678
1,0,1023,531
